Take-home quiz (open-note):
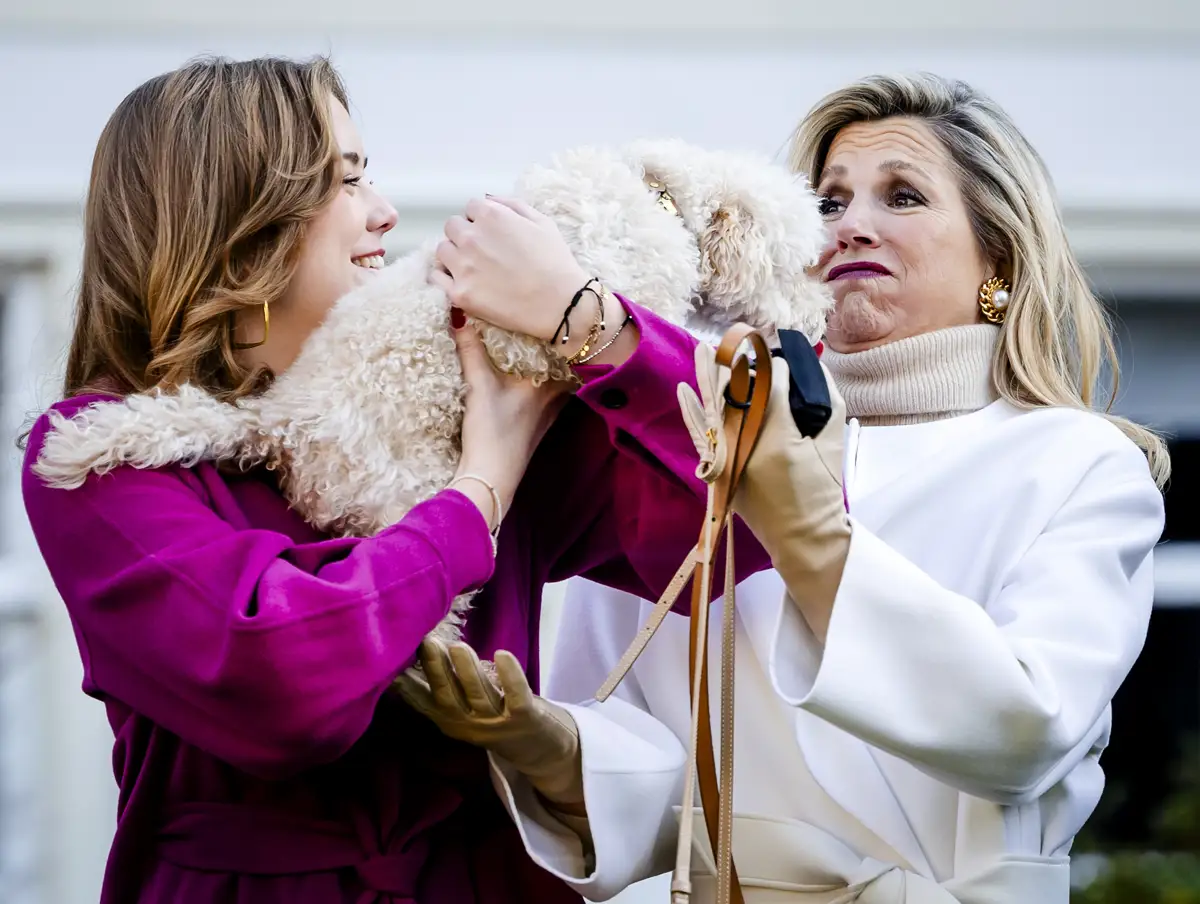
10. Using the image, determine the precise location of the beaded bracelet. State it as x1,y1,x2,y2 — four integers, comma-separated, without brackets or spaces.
551,277,601,347
577,313,632,364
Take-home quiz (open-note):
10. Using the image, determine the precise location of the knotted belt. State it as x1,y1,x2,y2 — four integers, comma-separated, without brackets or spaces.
684,812,1069,903
596,323,774,904
156,799,458,903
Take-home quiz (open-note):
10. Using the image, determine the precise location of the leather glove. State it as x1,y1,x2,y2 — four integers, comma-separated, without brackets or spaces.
678,344,851,641
677,343,730,484
395,638,586,811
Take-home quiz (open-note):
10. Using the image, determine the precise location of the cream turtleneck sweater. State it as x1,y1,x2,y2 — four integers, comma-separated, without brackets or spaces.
821,324,1001,426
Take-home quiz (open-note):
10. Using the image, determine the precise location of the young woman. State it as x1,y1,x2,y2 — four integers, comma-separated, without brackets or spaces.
20,56,765,904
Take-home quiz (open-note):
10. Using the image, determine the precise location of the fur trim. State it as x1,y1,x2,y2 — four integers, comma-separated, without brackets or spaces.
34,139,833,674
36,384,261,489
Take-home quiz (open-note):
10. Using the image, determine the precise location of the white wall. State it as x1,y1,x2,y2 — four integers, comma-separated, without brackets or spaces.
4,36,1200,212
4,35,1200,278
4,0,1199,38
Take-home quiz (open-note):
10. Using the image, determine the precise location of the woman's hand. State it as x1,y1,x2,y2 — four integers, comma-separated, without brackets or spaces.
395,638,587,811
688,347,850,641
451,315,569,530
429,196,597,348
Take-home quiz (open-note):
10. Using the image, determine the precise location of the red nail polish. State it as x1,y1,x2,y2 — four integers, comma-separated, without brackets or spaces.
450,307,466,330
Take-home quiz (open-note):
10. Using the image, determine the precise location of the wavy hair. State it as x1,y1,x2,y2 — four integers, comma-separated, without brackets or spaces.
790,72,1170,488
63,55,347,402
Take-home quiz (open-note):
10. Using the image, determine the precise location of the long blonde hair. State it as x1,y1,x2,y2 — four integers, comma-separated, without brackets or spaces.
63,55,348,402
791,73,1170,488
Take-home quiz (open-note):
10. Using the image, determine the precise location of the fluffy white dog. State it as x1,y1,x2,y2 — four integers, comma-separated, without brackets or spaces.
34,139,832,659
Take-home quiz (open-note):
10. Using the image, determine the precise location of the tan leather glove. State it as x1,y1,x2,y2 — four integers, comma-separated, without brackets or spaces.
395,639,586,811
678,345,850,641
676,342,730,484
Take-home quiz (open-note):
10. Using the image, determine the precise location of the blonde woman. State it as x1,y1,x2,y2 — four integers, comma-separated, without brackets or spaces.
405,73,1170,903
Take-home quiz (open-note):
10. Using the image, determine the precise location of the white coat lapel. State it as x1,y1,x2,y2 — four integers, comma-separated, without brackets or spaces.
761,586,936,877
792,706,934,876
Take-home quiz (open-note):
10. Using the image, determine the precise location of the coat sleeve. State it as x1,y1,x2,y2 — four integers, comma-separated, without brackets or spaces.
540,296,770,602
21,407,496,781
770,432,1165,805
489,581,686,900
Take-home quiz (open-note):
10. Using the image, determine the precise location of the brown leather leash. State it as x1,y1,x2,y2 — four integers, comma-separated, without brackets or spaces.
595,323,773,904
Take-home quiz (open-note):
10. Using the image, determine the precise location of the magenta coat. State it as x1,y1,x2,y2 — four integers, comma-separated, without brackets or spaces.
21,301,770,904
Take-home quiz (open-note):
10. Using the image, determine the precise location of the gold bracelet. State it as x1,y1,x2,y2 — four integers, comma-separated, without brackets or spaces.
577,313,632,364
447,473,503,550
564,284,608,366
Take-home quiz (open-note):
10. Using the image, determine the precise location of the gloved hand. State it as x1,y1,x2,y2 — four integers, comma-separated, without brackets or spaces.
676,343,730,484
395,639,586,812
678,344,851,641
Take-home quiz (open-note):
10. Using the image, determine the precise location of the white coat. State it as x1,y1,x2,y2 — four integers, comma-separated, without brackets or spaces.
487,400,1165,903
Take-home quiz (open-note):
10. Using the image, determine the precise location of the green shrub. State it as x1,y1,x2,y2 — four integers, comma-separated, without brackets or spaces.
1071,737,1200,904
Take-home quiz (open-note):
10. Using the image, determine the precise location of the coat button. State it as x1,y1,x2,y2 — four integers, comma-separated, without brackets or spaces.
599,389,628,410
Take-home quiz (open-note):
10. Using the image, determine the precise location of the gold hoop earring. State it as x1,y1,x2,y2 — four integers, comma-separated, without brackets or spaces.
233,301,270,350
978,277,1011,325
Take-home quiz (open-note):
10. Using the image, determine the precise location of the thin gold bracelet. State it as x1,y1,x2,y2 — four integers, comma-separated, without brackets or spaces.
564,284,608,366
577,313,632,364
447,473,503,551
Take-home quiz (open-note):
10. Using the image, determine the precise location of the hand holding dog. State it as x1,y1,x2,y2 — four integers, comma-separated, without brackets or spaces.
430,196,594,349
453,319,569,527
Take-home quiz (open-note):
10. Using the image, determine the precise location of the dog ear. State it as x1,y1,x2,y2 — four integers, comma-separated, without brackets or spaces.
697,201,774,312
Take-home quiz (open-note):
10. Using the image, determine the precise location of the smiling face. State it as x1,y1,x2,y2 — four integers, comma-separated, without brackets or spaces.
813,117,993,352
236,97,398,374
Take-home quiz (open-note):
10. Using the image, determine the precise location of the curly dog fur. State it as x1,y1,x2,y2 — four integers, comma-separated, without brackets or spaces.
34,139,833,666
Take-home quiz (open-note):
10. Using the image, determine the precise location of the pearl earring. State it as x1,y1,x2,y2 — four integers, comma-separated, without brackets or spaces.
978,277,1011,325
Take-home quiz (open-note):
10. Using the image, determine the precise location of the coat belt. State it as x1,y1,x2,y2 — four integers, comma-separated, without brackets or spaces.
155,800,457,902
683,811,1071,904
